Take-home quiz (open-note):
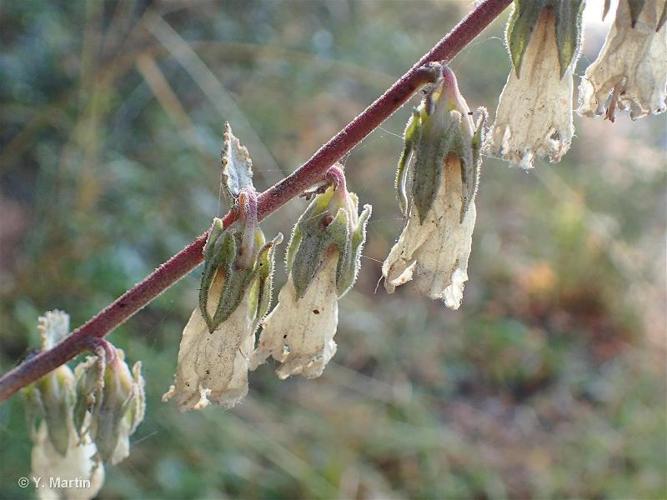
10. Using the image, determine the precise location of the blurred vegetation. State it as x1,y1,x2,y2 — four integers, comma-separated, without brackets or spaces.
1,1,665,499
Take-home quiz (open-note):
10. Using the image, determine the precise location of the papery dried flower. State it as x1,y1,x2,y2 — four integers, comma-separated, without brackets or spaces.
383,66,485,309
384,154,478,309
252,248,339,379
490,1,585,168
31,422,105,500
23,311,104,500
578,0,667,120
74,344,145,465
252,166,371,379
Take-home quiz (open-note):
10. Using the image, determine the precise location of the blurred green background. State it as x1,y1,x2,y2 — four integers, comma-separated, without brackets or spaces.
1,1,665,498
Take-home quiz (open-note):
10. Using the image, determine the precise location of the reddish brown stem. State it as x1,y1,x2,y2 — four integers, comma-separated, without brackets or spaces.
0,0,511,403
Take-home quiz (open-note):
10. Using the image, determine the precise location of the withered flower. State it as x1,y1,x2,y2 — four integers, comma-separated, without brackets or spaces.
252,166,371,379
383,66,485,309
490,1,585,168
163,124,280,410
23,311,104,500
74,344,145,465
578,0,667,120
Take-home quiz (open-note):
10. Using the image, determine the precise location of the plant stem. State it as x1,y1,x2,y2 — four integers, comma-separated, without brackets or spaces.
0,0,511,403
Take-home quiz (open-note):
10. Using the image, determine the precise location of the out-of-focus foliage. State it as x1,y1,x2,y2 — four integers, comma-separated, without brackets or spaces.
1,1,665,498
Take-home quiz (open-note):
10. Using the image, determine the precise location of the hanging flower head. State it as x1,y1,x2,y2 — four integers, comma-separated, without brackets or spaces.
382,65,486,309
74,342,145,465
252,165,371,379
163,124,281,410
490,0,585,168
578,0,667,121
22,311,104,500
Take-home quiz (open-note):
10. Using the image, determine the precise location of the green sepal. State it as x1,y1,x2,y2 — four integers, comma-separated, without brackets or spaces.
94,358,126,463
286,224,303,272
285,184,335,276
460,109,487,223
336,202,372,297
506,0,546,78
248,233,283,323
506,1,584,78
627,0,647,27
199,217,280,332
72,384,89,437
21,384,42,439
220,123,254,210
210,233,256,330
396,108,422,216
199,220,237,332
331,208,354,296
35,366,76,456
555,0,585,77
411,108,461,224
291,203,348,300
